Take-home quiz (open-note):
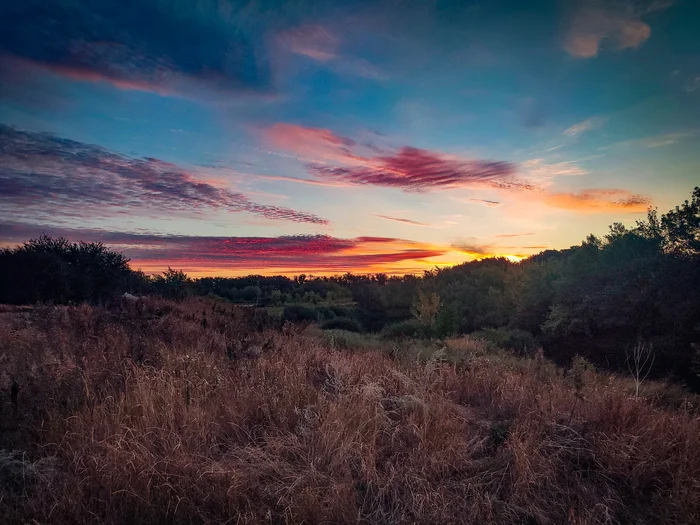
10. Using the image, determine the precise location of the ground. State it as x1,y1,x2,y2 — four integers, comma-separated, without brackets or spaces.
1,298,699,524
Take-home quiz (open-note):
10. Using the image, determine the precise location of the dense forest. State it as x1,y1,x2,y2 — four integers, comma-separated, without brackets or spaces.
2,187,699,386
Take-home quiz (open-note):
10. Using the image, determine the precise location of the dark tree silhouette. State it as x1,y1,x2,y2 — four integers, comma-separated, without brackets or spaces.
0,235,133,304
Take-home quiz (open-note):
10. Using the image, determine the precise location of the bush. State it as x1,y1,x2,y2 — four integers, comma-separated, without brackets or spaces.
470,327,539,355
282,305,318,323
330,305,351,317
315,306,337,321
239,285,262,302
381,319,430,339
321,316,362,332
321,330,381,351
0,235,134,304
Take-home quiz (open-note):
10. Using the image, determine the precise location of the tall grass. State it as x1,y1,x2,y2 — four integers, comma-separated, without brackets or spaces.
1,299,699,524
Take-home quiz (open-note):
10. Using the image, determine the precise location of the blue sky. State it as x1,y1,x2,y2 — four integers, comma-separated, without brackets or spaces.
1,0,698,275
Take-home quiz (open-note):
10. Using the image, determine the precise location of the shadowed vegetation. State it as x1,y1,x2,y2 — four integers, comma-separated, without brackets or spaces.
2,298,700,524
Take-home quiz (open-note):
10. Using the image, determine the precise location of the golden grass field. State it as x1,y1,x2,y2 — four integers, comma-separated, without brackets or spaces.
2,298,699,524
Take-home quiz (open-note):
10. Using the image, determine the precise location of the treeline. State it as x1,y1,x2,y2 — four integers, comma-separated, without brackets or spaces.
1,187,698,385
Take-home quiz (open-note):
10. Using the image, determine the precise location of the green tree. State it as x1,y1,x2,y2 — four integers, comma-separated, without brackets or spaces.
412,290,441,327
152,267,191,300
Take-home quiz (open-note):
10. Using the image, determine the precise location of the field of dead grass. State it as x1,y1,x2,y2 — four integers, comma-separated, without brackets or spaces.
1,298,699,524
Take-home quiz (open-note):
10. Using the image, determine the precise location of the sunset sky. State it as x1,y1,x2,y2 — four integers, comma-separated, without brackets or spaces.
1,0,699,276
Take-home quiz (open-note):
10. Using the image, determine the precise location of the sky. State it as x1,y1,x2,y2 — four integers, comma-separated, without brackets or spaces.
1,0,699,276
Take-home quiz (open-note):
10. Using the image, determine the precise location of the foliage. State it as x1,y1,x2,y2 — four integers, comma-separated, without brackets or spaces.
411,289,441,326
470,327,539,356
0,235,134,304
381,318,430,339
150,267,191,300
282,304,319,323
320,316,362,332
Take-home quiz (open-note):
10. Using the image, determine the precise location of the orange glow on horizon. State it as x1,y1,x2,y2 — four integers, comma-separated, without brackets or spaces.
129,248,533,278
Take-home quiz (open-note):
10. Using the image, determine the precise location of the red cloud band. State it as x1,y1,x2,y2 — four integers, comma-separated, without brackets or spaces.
0,224,449,276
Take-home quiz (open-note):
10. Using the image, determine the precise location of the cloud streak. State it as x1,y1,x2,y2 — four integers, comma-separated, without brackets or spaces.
563,117,606,137
263,123,358,164
0,0,272,98
469,199,501,207
0,125,328,225
607,131,696,149
374,215,430,226
263,123,566,193
496,232,536,238
0,223,450,275
545,189,652,213
277,25,339,62
308,147,517,191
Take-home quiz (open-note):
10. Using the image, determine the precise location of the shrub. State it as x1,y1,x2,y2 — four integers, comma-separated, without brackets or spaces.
320,316,362,332
329,305,352,317
239,285,262,302
315,306,337,321
282,305,318,323
470,327,539,355
381,318,430,339
150,267,191,300
321,329,381,351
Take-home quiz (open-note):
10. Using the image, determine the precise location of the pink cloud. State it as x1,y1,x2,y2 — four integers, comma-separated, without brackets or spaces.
563,2,667,58
262,123,547,194
277,25,339,61
309,147,516,191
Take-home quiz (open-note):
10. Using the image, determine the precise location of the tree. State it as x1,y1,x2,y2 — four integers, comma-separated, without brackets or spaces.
412,290,441,327
660,186,700,257
627,341,655,398
151,268,191,300
0,236,132,304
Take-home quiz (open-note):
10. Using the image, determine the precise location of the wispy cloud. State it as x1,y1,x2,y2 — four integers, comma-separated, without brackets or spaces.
0,1,273,99
0,125,328,225
0,223,450,275
450,241,496,256
262,124,593,201
642,132,693,147
495,232,536,238
258,174,352,188
275,24,386,80
450,238,544,259
469,199,501,207
309,147,518,192
521,158,587,182
374,215,430,226
563,117,606,137
545,188,651,213
277,25,339,62
262,123,358,164
563,1,671,58
606,131,695,149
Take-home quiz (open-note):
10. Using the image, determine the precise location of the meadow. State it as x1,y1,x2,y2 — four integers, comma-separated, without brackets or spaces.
2,297,699,524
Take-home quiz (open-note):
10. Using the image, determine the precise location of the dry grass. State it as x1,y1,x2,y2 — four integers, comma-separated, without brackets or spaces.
1,298,700,524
